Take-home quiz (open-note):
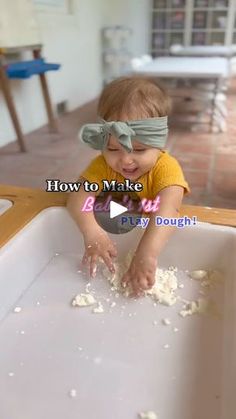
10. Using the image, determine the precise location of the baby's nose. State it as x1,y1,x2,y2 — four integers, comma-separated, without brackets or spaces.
121,151,134,165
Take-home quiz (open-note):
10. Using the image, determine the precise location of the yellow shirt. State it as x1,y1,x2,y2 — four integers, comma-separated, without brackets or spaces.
80,151,190,199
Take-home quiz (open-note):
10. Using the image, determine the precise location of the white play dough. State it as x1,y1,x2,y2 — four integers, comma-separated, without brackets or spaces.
179,298,219,318
13,306,22,313
162,318,171,326
103,254,178,307
138,411,158,419
72,293,96,307
68,389,77,398
189,270,208,280
92,302,104,314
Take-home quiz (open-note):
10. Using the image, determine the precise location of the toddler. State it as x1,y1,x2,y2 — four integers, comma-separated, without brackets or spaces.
67,76,190,295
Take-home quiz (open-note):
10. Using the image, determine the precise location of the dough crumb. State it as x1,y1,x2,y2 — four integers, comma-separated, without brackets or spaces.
153,320,158,326
110,302,116,308
162,318,171,326
85,283,91,293
138,411,158,419
13,306,22,313
72,293,96,307
92,302,104,314
163,344,170,349
179,298,219,317
168,266,178,272
68,389,77,398
189,270,208,280
8,372,15,377
201,270,223,289
173,327,179,332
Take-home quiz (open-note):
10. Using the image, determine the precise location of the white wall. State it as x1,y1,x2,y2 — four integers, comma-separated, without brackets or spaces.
0,0,151,147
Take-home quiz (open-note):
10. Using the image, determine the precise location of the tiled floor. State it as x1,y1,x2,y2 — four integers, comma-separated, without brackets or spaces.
0,84,236,209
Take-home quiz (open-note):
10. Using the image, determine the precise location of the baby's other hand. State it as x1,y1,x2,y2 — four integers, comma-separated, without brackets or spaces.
122,252,157,296
82,227,117,278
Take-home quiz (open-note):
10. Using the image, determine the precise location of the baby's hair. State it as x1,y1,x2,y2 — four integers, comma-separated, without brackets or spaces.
97,76,171,121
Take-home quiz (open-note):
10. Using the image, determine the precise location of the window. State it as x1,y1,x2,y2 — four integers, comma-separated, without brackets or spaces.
33,0,73,14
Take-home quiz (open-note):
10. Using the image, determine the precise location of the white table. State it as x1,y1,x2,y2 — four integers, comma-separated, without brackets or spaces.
133,57,230,132
169,45,236,58
133,56,229,79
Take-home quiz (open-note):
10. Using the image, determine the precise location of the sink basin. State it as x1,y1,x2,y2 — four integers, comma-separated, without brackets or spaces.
0,199,12,215
0,207,235,419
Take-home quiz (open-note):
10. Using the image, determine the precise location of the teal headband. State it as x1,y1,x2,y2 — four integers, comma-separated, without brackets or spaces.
79,117,168,153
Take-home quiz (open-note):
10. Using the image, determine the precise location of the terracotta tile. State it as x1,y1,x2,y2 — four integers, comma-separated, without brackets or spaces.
0,173,46,189
183,170,208,188
182,187,207,206
174,133,214,145
0,154,61,176
212,172,236,199
172,142,213,155
50,148,99,180
173,153,211,171
215,144,236,155
214,154,236,172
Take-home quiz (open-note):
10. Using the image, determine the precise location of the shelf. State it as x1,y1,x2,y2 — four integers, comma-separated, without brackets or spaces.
152,7,228,11
192,7,228,10
151,1,234,51
152,8,186,11
192,28,226,31
152,29,185,32
151,48,169,52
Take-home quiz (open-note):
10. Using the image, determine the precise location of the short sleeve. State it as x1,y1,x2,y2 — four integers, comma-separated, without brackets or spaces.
79,155,108,193
152,152,190,196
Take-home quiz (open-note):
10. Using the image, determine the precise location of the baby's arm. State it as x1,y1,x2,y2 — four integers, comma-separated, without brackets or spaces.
67,180,117,277
122,185,184,295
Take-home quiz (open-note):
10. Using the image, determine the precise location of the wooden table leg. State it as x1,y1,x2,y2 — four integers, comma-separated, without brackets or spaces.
33,49,59,133
0,65,27,152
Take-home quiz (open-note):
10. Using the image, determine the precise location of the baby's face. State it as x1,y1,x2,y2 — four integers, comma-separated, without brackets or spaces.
103,136,160,180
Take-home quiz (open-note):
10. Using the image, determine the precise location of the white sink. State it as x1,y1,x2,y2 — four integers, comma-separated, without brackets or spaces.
0,199,12,215
0,207,235,419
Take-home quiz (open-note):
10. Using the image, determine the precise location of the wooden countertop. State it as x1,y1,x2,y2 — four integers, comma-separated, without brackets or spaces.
0,184,235,248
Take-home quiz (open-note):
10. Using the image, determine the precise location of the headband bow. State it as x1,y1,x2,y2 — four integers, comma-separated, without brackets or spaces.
79,117,168,152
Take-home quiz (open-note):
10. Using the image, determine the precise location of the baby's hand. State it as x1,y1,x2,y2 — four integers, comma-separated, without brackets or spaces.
122,252,157,296
82,227,117,277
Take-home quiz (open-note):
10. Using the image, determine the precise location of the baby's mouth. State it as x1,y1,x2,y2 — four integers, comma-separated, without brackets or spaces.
122,167,138,176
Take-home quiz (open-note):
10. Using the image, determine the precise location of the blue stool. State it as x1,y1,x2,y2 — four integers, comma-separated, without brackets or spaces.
0,50,61,152
6,58,60,79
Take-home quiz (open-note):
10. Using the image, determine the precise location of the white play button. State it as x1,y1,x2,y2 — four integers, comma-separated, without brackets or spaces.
110,201,128,219
93,191,141,234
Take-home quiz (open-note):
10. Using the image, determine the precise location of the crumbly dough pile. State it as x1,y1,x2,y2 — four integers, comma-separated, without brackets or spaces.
103,258,178,307
189,269,222,289
72,293,96,307
71,255,222,319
